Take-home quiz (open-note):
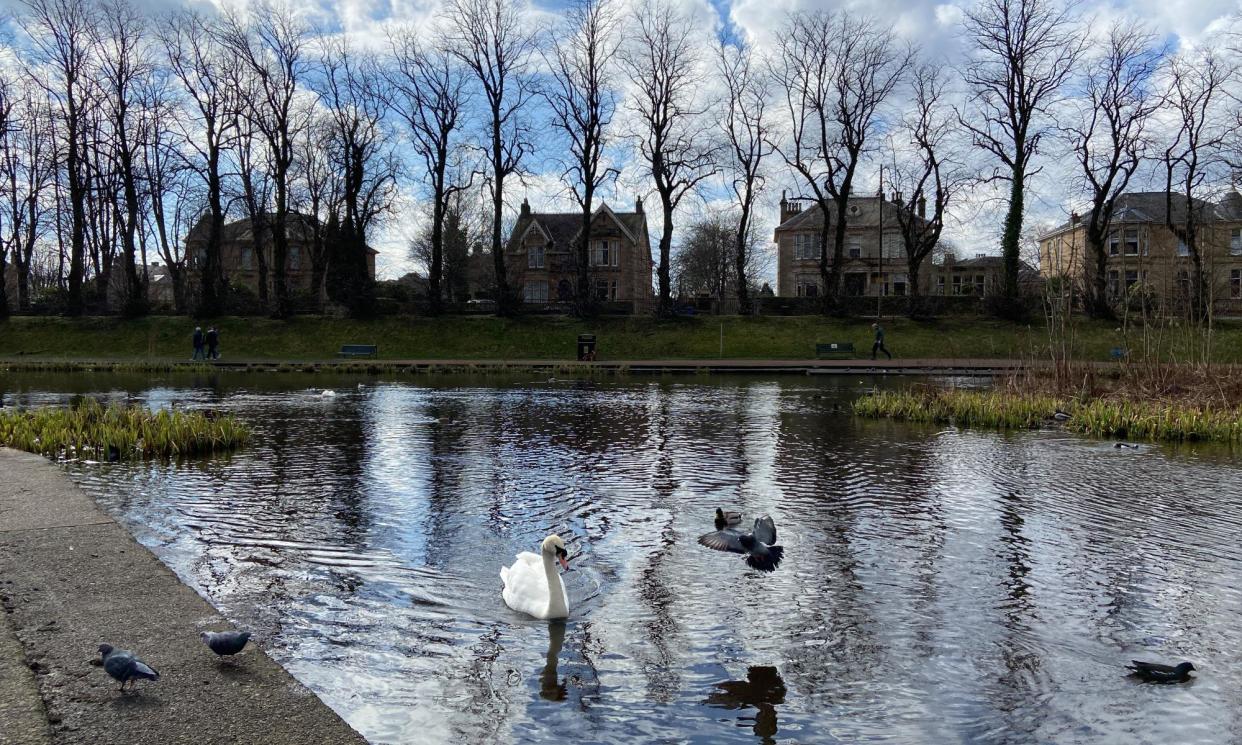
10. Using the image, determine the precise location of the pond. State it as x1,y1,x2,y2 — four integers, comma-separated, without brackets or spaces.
2,370,1241,744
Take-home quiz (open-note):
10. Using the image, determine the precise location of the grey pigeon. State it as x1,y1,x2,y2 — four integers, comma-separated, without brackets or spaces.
698,515,785,572
201,630,252,658
97,644,159,692
1127,660,1195,683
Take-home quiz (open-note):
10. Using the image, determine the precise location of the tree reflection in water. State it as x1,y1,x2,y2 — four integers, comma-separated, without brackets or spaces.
705,666,788,743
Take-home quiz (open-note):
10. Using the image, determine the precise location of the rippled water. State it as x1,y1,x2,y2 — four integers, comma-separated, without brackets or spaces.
4,370,1242,744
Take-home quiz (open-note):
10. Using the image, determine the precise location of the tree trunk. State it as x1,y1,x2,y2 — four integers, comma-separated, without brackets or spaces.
199,144,227,317
734,205,751,315
907,255,923,318
428,164,446,315
65,96,86,316
1085,225,1113,320
577,185,594,316
817,206,832,314
657,200,674,316
1000,173,1025,308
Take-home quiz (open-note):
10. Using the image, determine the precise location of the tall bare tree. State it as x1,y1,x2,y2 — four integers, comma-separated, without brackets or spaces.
1065,22,1164,319
889,63,970,316
446,0,538,315
961,0,1084,316
389,29,471,315
24,0,96,314
0,84,53,312
162,9,237,317
771,11,909,308
93,0,151,315
1162,48,1231,320
622,0,718,316
316,38,396,316
716,39,770,315
544,0,621,314
220,2,311,319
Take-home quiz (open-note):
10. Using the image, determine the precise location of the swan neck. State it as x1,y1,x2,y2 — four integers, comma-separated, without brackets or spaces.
543,551,567,617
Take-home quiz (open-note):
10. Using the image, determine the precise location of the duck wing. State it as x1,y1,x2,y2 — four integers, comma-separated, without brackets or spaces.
752,515,777,546
1128,660,1176,674
698,529,746,554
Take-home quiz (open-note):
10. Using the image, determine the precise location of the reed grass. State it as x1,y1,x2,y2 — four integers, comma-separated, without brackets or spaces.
0,398,250,460
853,387,1242,443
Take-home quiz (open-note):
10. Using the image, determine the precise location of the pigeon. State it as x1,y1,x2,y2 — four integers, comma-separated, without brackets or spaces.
715,508,743,527
1127,660,1196,683
201,630,252,659
97,644,159,692
698,515,785,572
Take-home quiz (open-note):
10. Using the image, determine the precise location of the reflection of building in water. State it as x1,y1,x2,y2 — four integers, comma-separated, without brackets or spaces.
704,666,787,743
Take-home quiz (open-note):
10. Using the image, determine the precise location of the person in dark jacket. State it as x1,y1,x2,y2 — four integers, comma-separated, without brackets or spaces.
871,322,892,360
206,327,220,360
192,327,205,360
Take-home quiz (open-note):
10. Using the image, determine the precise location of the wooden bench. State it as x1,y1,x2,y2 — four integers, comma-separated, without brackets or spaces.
815,342,855,358
338,344,378,359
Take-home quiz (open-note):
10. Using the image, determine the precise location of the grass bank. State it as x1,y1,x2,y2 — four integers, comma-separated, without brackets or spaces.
0,314,1222,362
854,387,1242,443
0,398,250,459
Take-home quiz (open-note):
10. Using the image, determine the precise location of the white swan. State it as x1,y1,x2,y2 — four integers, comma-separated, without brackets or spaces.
501,535,571,620
320,390,337,397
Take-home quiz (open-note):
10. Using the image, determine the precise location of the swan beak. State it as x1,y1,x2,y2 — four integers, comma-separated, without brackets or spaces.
558,554,569,571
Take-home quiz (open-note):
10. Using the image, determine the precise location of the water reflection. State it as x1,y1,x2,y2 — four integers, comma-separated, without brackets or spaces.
4,371,1242,744
704,666,787,743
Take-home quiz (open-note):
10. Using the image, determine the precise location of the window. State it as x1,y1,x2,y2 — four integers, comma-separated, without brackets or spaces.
610,279,618,299
528,245,545,269
593,278,612,300
612,243,619,267
1108,270,1120,296
793,234,816,260
241,248,253,270
1123,228,1140,255
936,276,945,295
289,247,301,271
1108,233,1119,256
1177,237,1189,257
890,272,908,296
1233,269,1241,298
523,280,548,304
592,240,615,266
846,236,862,259
1232,229,1242,256
1124,269,1139,290
795,275,819,297
952,275,963,295
883,235,903,259
974,274,985,296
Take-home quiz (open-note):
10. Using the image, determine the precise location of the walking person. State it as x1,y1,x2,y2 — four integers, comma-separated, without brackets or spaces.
206,326,220,360
192,326,205,360
871,322,892,360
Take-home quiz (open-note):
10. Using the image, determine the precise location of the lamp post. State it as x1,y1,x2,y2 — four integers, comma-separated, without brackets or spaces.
877,165,884,319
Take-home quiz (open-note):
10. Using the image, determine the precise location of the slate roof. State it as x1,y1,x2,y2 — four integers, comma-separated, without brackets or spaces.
775,196,928,232
510,202,647,252
1042,191,1242,237
187,213,378,255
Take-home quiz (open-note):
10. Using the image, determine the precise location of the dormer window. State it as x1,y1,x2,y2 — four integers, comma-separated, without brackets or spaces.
528,245,545,269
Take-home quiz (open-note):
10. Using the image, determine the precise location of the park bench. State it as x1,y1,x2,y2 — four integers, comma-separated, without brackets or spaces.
815,342,855,359
338,344,378,359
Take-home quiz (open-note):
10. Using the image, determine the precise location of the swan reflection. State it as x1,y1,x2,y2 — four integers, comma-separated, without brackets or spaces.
540,620,567,701
704,666,787,742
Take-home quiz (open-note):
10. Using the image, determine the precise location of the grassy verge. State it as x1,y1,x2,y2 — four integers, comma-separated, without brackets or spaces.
853,387,1242,443
0,398,250,460
0,313,1226,362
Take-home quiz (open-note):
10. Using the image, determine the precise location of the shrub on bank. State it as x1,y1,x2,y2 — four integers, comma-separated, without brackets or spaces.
0,398,250,460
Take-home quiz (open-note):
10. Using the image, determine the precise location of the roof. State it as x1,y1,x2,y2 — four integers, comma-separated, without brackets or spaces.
187,213,379,255
1041,191,1242,238
509,202,647,252
775,196,928,232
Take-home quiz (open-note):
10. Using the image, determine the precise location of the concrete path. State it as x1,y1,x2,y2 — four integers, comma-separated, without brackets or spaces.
0,448,366,745
2,356,1037,376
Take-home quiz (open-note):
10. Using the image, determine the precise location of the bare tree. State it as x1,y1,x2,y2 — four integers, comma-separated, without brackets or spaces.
889,62,970,317
316,37,396,316
93,0,152,315
219,2,311,319
139,65,193,312
23,0,97,314
0,76,12,317
621,0,718,316
672,212,769,304
389,29,471,315
291,116,338,307
771,11,909,309
1162,48,1232,321
0,75,54,313
961,0,1084,317
1065,22,1164,319
716,39,770,315
445,0,538,315
544,0,621,314
162,8,238,317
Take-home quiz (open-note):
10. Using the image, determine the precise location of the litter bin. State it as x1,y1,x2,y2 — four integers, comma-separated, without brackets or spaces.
577,334,597,361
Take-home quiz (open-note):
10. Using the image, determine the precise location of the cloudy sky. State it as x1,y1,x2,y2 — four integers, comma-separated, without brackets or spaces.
6,0,1240,281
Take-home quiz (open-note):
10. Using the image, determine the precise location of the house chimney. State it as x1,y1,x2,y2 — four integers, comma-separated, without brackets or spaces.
635,195,643,214
917,195,926,218
943,250,956,266
520,198,530,218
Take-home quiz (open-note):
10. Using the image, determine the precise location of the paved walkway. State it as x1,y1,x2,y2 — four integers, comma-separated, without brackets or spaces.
0,449,366,745
3,356,1037,376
